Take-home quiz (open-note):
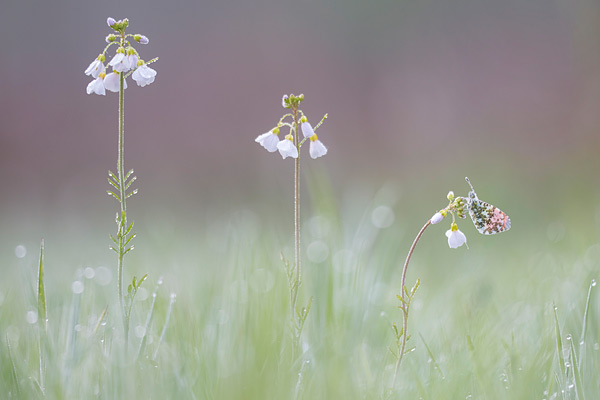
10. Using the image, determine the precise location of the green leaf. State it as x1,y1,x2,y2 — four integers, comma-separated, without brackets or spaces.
92,306,108,335
125,169,135,180
37,240,47,332
107,190,121,201
107,177,120,191
124,233,137,246
553,305,566,378
124,175,137,190
108,170,120,183
126,189,139,199
137,274,148,289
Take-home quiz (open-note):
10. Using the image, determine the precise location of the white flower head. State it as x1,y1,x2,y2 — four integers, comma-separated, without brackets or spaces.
85,57,105,78
104,71,127,92
430,212,444,224
277,135,298,159
301,122,315,139
255,128,280,152
86,74,106,95
109,50,131,73
445,223,468,249
131,63,157,87
309,134,327,159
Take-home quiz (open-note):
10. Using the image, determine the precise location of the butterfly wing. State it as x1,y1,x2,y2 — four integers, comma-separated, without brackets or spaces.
468,199,511,235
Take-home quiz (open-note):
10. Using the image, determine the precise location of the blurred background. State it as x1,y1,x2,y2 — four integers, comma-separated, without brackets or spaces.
1,0,600,281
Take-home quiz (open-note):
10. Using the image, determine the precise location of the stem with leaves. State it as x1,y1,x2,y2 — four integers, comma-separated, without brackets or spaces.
106,32,138,350
391,220,430,388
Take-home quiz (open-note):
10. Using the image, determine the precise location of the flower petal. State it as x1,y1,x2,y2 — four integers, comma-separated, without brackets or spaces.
277,140,298,159
309,140,327,159
301,122,315,138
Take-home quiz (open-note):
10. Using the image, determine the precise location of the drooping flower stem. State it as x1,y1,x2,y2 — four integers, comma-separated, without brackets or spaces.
392,220,431,387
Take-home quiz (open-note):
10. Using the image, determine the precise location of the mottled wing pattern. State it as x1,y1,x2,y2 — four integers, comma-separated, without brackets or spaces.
468,198,511,235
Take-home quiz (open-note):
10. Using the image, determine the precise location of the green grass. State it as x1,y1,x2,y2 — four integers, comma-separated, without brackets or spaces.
1,178,599,399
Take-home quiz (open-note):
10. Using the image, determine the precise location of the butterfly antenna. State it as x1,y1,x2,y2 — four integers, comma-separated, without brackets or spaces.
465,177,475,192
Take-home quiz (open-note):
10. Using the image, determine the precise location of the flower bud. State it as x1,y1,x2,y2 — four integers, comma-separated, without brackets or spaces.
107,17,117,27
135,34,149,44
447,191,455,201
105,34,117,43
282,94,289,108
430,212,444,224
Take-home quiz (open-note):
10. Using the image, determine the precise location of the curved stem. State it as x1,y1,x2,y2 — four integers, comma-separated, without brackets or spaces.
392,220,431,387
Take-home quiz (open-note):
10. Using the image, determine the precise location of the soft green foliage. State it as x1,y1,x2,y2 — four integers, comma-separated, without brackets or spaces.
1,181,599,399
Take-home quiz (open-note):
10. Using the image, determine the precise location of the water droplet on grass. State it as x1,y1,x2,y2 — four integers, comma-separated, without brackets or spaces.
307,241,329,263
14,245,26,259
25,310,38,324
94,266,112,286
134,325,146,338
84,267,95,279
592,279,597,287
371,205,395,229
71,280,84,294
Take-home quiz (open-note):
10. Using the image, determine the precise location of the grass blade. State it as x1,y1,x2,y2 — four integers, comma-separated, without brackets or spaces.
153,293,176,361
553,305,566,388
6,334,21,397
569,336,585,400
137,278,162,362
578,279,595,370
37,239,47,331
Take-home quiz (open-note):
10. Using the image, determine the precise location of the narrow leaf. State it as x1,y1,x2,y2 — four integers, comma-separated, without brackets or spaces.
92,306,109,335
553,305,566,378
107,178,120,191
124,175,137,190
125,169,135,180
7,334,21,397
106,191,121,201
37,240,47,332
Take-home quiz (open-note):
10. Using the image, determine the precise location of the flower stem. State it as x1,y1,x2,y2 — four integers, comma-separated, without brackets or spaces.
293,107,301,309
117,65,129,350
392,219,431,387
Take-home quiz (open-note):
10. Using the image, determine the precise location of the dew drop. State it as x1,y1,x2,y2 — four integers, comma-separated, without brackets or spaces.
134,325,146,338
307,240,329,263
566,334,572,341
71,280,84,294
371,205,395,229
94,266,112,286
564,361,571,368
83,267,95,279
25,310,38,324
14,245,27,259
592,279,597,287
568,384,574,390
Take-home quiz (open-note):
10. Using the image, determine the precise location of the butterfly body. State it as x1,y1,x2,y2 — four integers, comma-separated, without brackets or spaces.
462,178,511,235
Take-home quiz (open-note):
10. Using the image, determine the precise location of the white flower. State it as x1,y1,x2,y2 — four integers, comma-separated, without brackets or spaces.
301,122,315,138
255,130,279,152
309,135,327,159
430,212,444,224
109,52,131,72
131,64,157,87
104,72,126,92
126,53,139,70
84,58,104,78
86,75,105,95
445,224,467,249
277,136,298,159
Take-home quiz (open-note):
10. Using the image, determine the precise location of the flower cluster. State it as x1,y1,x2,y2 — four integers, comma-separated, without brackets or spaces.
429,190,469,249
255,94,328,160
85,17,157,95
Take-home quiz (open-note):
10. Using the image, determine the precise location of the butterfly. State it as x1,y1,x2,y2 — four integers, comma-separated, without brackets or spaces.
462,177,511,235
